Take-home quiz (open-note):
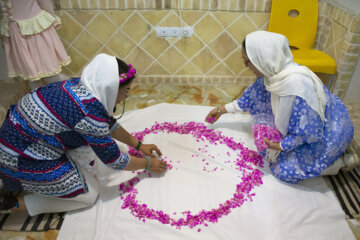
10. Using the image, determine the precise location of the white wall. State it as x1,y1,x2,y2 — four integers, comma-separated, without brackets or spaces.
344,55,360,103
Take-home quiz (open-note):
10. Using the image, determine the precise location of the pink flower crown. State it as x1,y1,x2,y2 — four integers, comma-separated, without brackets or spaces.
119,64,136,84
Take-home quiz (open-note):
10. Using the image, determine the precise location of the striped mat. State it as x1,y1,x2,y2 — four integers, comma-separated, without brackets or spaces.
0,211,64,232
324,167,360,219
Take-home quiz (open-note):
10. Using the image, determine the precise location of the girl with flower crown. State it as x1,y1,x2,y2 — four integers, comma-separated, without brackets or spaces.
205,31,355,184
0,53,167,215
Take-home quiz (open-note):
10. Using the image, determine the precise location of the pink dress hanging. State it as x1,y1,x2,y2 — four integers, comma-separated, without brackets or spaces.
0,0,71,81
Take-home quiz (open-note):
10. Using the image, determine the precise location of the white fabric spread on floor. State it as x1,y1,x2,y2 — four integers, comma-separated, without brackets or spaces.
58,103,354,240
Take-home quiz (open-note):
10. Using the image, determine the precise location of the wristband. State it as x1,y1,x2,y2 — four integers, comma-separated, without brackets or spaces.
135,141,142,150
144,156,151,170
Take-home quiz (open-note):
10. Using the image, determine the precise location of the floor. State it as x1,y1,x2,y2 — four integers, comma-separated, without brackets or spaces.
0,83,359,240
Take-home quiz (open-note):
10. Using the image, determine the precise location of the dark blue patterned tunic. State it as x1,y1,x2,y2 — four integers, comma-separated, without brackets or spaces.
0,78,129,198
237,77,354,183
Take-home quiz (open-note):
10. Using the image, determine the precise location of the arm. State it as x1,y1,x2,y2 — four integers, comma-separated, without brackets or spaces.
204,95,247,124
83,133,130,170
111,125,162,157
87,134,166,172
124,156,167,173
110,124,165,172
279,134,306,152
75,117,165,172
205,105,228,124
111,125,138,149
205,77,270,124
264,134,310,151
265,97,323,152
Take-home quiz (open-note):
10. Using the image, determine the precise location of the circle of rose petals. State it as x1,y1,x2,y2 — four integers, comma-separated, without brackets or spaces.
121,121,264,231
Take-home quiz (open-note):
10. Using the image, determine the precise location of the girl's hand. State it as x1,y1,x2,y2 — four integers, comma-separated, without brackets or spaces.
148,158,167,173
205,106,225,124
140,144,162,158
263,137,283,151
124,156,166,172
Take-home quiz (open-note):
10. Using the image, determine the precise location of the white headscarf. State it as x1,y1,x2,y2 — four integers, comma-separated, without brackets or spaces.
245,31,326,124
80,53,119,116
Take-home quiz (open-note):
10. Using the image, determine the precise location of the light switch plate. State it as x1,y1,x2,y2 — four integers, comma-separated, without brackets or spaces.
155,27,193,38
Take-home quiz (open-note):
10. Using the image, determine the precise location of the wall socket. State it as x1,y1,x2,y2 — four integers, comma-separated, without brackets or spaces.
155,27,193,38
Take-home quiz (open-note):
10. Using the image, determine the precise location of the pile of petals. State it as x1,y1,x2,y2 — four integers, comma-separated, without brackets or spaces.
252,124,282,152
122,121,264,230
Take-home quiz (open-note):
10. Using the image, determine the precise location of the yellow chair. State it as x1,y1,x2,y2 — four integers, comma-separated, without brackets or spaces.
268,0,337,89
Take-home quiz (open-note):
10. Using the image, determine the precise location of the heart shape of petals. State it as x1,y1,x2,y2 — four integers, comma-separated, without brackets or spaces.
120,121,264,231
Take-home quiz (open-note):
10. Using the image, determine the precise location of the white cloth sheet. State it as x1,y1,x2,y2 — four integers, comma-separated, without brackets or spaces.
58,103,354,240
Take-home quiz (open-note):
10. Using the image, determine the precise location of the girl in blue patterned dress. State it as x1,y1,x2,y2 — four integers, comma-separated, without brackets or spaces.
205,31,355,184
0,53,167,215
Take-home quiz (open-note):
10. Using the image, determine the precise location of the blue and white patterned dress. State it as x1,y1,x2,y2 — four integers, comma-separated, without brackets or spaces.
0,78,129,198
236,77,354,183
